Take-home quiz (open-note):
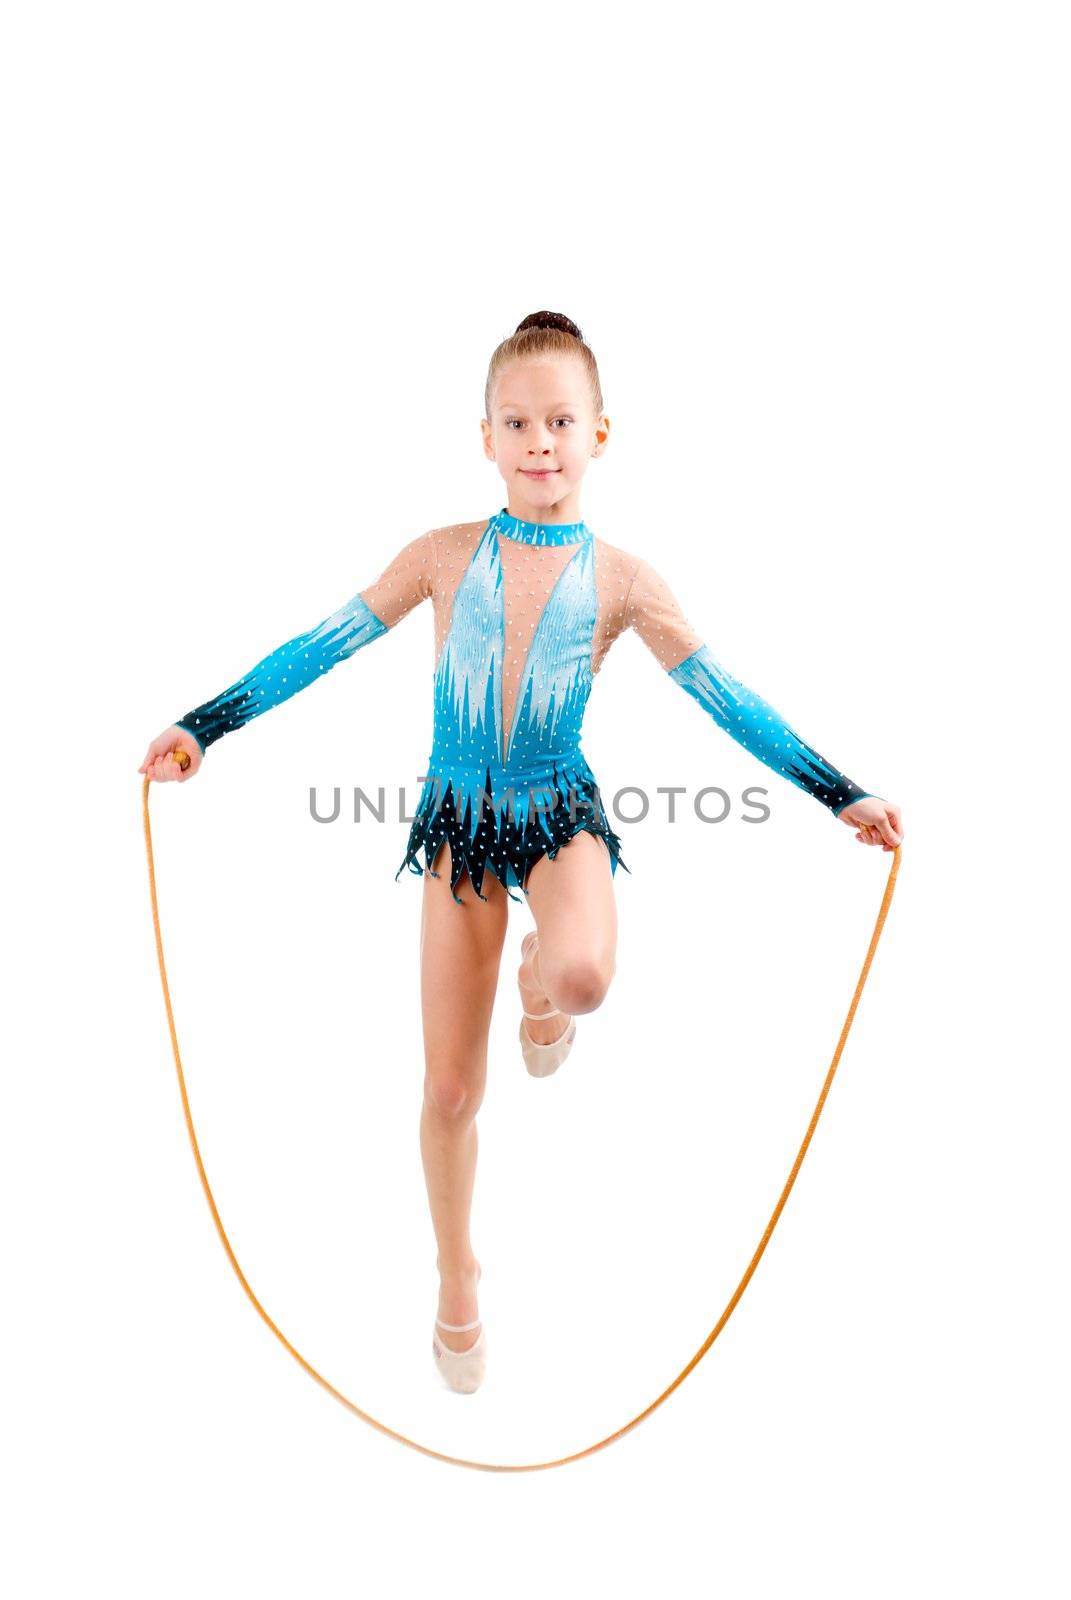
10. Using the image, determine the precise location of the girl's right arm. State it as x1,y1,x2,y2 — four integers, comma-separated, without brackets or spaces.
139,528,435,782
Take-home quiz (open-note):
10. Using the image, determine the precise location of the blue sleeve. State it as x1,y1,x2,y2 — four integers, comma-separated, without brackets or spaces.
176,592,388,753
668,644,874,816
175,528,436,753
626,556,874,815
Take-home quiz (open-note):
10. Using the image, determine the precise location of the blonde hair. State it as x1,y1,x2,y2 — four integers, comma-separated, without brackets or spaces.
484,310,603,420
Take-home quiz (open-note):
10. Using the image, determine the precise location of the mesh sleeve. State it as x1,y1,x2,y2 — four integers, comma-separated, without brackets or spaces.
625,556,873,815
175,528,434,752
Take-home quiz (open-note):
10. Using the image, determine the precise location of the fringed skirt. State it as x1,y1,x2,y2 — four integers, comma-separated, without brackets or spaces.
395,752,629,905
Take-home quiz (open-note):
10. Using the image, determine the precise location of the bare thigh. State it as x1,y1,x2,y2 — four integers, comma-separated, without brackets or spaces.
524,832,618,1013
420,843,510,1106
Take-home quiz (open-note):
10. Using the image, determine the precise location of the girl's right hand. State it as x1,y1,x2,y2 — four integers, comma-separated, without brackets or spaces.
139,726,204,783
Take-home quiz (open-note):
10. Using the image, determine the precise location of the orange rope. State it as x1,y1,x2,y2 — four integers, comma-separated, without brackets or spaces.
142,775,900,1471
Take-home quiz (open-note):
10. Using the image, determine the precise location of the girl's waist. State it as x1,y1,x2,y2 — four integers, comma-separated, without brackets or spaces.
418,749,598,791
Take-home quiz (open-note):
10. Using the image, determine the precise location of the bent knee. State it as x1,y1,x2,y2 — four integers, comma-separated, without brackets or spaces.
545,954,615,1015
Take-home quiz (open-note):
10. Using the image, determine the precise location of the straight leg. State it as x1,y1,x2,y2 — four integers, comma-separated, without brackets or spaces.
419,843,509,1351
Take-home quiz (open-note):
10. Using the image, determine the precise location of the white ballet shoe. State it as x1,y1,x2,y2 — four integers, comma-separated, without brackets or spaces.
432,1315,487,1394
519,1011,577,1077
519,930,576,1078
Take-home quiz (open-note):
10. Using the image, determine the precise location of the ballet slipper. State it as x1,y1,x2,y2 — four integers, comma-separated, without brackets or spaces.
519,1012,577,1077
519,931,576,1078
432,1315,487,1394
432,1260,485,1393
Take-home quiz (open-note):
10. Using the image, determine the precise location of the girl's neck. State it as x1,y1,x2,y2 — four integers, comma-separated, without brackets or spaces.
494,506,591,545
505,485,584,526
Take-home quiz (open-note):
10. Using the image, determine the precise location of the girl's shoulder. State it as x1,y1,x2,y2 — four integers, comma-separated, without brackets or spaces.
593,530,646,587
425,518,489,563
430,517,492,551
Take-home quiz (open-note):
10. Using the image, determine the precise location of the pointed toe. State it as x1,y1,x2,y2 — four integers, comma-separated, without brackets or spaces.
519,1014,577,1078
432,1324,488,1394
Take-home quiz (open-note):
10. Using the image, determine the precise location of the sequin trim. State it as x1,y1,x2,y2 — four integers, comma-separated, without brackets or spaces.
395,764,629,905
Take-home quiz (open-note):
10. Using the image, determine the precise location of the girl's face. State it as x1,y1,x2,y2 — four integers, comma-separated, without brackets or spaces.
481,355,609,522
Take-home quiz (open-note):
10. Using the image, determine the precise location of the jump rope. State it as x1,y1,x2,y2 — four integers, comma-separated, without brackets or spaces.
143,763,901,1473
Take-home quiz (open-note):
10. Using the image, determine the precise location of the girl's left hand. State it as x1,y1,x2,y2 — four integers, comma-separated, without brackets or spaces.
837,796,903,851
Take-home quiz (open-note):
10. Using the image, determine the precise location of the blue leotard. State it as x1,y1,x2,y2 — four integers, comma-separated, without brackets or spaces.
177,508,874,903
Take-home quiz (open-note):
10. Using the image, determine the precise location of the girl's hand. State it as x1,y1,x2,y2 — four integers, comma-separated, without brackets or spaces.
138,726,203,783
837,796,903,851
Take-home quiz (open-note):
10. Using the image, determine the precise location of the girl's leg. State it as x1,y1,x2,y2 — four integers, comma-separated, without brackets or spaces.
419,843,509,1352
518,832,618,1043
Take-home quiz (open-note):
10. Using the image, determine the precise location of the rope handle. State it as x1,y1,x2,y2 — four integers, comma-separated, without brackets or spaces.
142,773,901,1472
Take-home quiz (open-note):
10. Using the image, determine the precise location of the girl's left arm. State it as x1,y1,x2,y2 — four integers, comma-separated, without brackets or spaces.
625,557,903,849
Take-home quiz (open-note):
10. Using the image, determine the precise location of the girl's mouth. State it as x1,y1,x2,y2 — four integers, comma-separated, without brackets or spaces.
521,469,560,479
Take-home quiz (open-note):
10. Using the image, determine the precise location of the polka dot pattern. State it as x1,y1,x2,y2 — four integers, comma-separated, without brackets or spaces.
623,559,871,814
396,760,627,906
175,510,871,898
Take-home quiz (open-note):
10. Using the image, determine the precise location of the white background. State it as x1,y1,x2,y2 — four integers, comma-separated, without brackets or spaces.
3,2,1068,1595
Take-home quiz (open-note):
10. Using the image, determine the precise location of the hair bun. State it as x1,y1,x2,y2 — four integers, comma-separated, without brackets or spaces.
514,310,583,341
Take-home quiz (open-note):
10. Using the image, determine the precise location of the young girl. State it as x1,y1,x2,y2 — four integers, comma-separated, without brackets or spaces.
140,310,904,1396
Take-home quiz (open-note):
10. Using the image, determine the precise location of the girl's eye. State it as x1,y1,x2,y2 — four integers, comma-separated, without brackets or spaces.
506,417,573,429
